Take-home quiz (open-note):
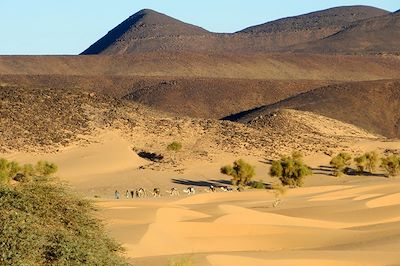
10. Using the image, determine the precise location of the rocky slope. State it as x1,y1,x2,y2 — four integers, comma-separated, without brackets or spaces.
297,12,400,54
234,80,400,138
82,6,391,54
0,85,377,162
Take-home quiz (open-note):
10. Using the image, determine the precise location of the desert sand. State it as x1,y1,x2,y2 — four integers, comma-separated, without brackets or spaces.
2,130,400,266
2,4,400,266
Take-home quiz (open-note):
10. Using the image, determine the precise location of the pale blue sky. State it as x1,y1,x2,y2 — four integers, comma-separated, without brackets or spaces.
0,1,398,55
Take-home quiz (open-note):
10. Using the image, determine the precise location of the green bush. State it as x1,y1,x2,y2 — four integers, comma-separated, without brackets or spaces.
354,154,367,174
381,155,400,177
168,256,194,266
250,180,266,189
330,152,352,176
0,158,21,184
354,151,379,174
270,152,311,187
221,159,255,186
365,151,379,173
167,141,183,152
0,158,58,184
0,175,128,265
35,160,58,177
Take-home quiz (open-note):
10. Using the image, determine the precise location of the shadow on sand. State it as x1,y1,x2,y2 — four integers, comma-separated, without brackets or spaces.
171,178,231,187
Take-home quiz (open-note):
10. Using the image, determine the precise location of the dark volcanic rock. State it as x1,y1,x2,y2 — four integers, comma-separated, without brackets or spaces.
82,9,209,55
82,6,392,55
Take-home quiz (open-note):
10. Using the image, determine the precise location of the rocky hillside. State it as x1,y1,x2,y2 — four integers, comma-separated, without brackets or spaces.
1,53,400,80
82,6,393,54
240,6,388,34
122,78,330,119
0,85,378,162
297,12,400,54
234,80,400,138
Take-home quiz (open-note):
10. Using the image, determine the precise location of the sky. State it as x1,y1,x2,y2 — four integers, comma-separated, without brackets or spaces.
0,0,398,55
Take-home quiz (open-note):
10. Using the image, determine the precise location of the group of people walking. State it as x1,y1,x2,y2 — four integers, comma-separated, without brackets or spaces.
113,185,241,199
114,187,186,199
114,188,148,199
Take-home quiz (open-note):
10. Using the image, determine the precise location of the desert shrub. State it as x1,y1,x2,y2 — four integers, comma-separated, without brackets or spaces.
365,151,379,173
221,159,255,186
354,154,367,174
270,152,311,187
0,159,22,184
0,175,128,265
168,256,194,266
35,160,58,177
250,180,266,189
354,151,379,174
330,152,352,176
167,141,182,152
20,164,35,182
0,158,58,184
381,155,400,177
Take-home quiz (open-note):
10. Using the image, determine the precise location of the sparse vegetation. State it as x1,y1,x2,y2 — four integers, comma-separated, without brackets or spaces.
0,158,20,184
354,151,379,174
168,256,194,266
0,158,58,184
220,159,255,186
0,159,128,265
330,152,352,176
354,154,367,174
250,180,266,189
167,141,183,152
365,151,379,173
381,154,400,177
35,160,58,177
270,152,311,187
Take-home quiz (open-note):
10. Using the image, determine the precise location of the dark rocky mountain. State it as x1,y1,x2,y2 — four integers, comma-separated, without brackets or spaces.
82,9,209,55
82,6,392,55
239,6,388,34
296,12,400,54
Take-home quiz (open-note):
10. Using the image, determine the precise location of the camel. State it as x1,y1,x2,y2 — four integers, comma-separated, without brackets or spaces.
183,186,195,195
153,188,161,197
205,185,216,193
136,188,146,198
166,187,180,196
220,186,233,192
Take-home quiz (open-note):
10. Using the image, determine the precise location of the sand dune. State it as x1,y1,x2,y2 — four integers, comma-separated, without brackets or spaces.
366,192,400,208
207,255,367,266
95,170,400,265
2,126,400,266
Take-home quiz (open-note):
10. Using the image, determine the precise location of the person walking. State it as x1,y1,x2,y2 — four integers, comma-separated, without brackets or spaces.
114,190,120,199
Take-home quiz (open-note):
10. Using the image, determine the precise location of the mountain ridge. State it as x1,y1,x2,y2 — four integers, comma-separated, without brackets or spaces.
296,11,400,53
82,6,393,55
239,5,388,34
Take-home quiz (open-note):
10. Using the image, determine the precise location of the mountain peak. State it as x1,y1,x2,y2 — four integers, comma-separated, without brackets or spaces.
128,8,174,23
82,9,208,55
